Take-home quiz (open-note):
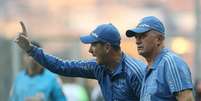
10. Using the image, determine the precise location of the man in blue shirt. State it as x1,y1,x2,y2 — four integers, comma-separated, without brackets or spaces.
126,16,194,101
9,41,67,101
14,22,146,101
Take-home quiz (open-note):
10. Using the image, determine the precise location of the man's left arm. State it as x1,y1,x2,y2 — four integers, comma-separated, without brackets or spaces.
165,56,194,101
175,89,194,101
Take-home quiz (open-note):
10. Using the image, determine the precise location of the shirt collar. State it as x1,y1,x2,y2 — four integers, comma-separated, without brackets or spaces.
25,68,45,77
151,48,169,70
111,52,126,76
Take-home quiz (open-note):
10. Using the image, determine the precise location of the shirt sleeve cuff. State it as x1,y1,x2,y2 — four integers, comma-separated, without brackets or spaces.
27,45,37,56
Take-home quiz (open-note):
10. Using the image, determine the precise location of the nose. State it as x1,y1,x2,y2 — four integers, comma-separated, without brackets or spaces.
135,36,141,45
88,45,93,54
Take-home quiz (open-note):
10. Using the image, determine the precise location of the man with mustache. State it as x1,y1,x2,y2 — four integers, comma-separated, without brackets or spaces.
126,16,194,101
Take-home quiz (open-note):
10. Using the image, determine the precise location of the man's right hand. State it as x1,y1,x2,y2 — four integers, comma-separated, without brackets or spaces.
14,21,33,52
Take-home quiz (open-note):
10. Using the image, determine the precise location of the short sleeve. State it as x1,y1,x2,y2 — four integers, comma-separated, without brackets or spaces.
165,55,193,94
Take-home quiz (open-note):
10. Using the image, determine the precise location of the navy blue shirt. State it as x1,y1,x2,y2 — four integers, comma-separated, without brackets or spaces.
29,47,146,101
140,48,193,101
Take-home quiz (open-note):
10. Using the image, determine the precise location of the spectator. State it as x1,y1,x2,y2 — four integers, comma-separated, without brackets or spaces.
9,41,67,101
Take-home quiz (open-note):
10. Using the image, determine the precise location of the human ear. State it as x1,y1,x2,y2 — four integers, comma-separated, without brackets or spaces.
157,35,164,46
105,43,111,53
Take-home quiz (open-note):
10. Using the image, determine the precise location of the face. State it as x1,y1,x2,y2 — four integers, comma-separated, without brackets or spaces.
88,42,108,64
134,30,162,57
23,54,43,71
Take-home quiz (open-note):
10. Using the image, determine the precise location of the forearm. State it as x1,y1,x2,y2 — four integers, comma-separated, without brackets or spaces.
28,47,64,72
29,47,96,78
176,89,194,101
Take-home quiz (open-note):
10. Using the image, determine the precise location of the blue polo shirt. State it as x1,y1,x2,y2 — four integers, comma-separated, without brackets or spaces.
140,48,193,101
9,69,67,101
28,47,146,101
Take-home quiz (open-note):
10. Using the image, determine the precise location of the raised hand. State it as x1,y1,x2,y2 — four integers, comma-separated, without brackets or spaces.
14,21,33,52
20,21,28,36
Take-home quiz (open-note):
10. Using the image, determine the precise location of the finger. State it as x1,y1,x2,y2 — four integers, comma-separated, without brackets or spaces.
19,33,28,39
15,33,26,41
14,33,20,41
20,21,27,36
15,34,27,43
14,35,20,43
14,36,20,43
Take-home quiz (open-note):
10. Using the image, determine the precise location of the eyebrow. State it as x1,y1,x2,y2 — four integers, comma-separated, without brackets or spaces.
135,31,148,37
91,41,106,46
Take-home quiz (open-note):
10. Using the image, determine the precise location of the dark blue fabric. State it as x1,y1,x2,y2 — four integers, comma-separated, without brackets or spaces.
29,47,146,101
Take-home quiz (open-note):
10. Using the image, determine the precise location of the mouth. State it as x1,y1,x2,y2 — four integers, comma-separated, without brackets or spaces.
137,46,143,50
90,53,96,57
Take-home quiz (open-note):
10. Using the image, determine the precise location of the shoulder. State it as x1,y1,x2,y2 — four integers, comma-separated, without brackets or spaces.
15,70,26,79
123,54,146,79
44,69,58,77
13,70,27,85
42,69,58,81
161,50,190,75
43,70,63,85
124,54,146,72
162,50,188,67
124,54,146,68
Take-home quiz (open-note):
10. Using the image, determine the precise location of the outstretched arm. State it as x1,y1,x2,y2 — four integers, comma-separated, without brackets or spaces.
14,21,97,79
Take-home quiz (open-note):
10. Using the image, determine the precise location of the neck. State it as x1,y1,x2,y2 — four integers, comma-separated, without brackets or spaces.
145,45,164,69
27,67,43,76
106,51,122,72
